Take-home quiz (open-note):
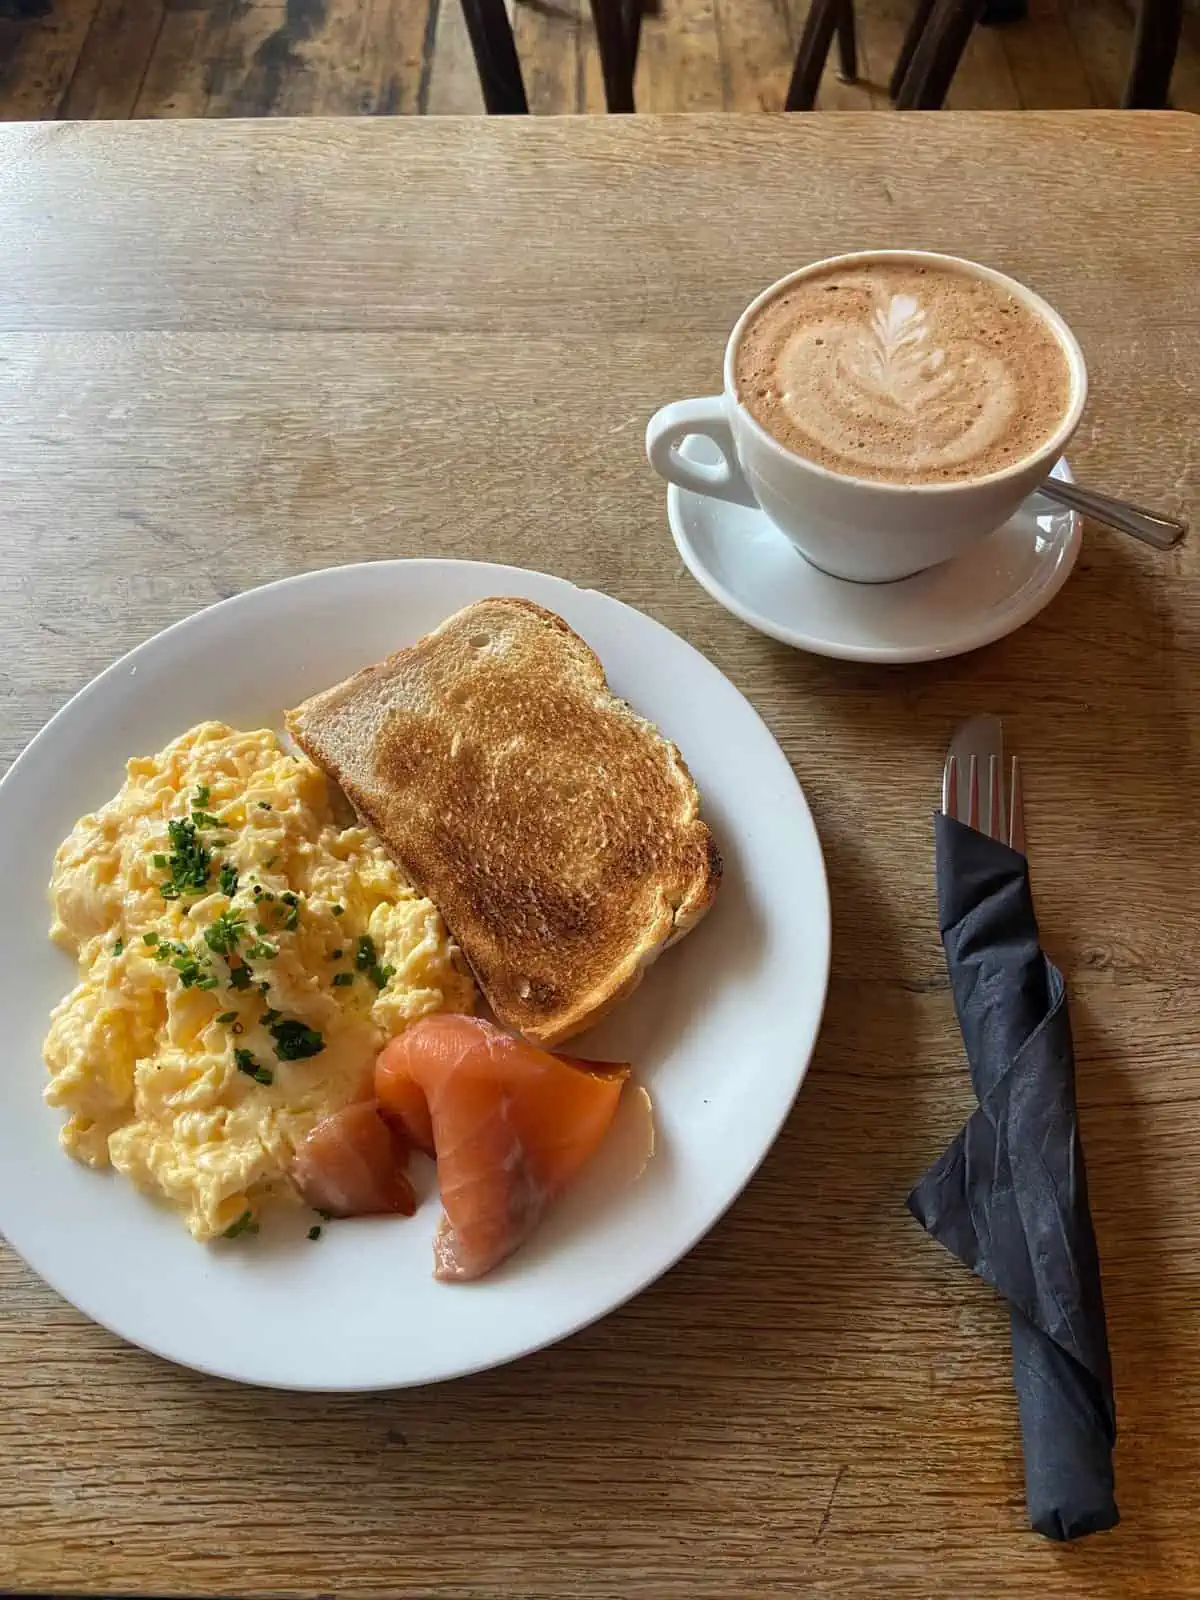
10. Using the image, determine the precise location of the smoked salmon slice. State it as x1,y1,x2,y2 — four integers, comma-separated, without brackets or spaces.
375,1014,629,1281
292,1101,417,1219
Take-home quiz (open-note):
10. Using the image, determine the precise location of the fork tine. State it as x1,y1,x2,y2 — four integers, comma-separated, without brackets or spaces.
988,755,1004,843
1009,756,1026,855
944,754,959,819
967,755,980,831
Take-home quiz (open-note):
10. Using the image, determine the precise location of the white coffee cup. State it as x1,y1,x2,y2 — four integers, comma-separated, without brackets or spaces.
645,250,1088,584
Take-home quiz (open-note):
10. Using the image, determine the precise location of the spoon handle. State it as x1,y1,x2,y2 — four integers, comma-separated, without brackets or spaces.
1038,479,1187,551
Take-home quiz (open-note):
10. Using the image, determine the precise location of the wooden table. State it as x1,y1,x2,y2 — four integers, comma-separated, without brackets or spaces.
1,111,1197,1599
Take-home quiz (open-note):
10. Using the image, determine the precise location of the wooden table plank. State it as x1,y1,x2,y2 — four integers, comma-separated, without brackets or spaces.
0,112,1197,1600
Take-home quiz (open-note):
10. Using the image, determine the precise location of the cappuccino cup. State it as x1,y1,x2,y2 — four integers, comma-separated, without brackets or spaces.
645,251,1088,584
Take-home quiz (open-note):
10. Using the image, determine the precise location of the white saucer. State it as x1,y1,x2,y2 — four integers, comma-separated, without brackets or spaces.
667,439,1081,664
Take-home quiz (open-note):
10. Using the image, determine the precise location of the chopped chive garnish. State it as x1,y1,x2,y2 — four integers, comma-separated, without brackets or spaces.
245,939,277,960
191,809,222,829
203,910,245,957
282,909,299,931
162,818,211,898
269,1019,325,1060
152,853,168,869
235,1047,259,1075
218,862,239,897
255,922,269,934
112,938,124,956
354,934,377,971
307,1225,322,1241
216,1010,238,1024
193,784,211,808
332,972,353,987
253,1066,273,1085
260,1007,282,1024
257,801,272,811
222,1208,258,1239
143,931,160,945
169,944,210,988
369,963,396,990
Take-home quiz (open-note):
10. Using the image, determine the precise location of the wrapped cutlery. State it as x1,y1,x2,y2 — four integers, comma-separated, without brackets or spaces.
908,715,1118,1540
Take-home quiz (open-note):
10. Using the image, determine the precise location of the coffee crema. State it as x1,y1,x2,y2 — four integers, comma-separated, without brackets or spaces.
734,260,1073,486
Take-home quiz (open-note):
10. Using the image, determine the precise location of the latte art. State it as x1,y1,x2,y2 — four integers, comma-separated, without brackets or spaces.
735,263,1073,486
857,292,947,409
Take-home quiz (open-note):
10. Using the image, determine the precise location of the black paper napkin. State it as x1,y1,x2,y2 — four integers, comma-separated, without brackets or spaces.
908,812,1118,1541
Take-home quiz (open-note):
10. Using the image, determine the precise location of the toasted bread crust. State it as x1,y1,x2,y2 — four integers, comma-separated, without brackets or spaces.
287,598,720,1044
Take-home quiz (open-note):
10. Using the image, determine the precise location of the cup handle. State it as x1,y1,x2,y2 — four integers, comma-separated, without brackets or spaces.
645,397,760,509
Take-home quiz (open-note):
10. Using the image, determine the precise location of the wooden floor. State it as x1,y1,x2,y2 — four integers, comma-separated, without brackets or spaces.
0,0,1197,118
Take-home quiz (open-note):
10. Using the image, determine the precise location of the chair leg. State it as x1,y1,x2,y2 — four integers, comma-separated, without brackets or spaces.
835,0,858,80
622,0,648,79
460,0,529,112
889,0,938,98
591,0,637,111
893,0,985,108
1124,0,1181,105
785,0,843,109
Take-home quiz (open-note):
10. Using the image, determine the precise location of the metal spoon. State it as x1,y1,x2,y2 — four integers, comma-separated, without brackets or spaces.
1036,478,1187,551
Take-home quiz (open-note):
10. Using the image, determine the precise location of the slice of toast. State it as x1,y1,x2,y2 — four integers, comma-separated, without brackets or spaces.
286,597,720,1046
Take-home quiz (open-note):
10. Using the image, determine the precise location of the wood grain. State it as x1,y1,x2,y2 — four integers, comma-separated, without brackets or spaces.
512,0,579,111
0,113,1198,1600
0,0,100,117
425,0,488,110
133,0,235,118
999,0,1094,103
57,0,165,117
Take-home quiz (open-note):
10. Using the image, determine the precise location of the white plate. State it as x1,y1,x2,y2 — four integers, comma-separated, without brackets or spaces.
669,438,1081,664
0,561,829,1391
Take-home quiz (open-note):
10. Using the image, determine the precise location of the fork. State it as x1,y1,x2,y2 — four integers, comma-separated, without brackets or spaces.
943,752,1026,855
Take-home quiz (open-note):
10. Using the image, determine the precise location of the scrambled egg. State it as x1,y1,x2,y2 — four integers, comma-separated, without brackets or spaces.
44,721,474,1240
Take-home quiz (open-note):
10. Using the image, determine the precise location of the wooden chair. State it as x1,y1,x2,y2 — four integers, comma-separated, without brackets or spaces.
459,0,651,113
463,0,857,114
890,0,1183,107
459,0,530,113
586,0,857,111
587,0,655,111
784,0,859,110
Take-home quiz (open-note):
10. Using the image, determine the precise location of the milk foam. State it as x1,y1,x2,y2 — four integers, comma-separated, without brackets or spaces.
735,264,1073,486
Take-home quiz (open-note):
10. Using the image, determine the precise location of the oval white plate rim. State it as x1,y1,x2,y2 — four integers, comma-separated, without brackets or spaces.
668,457,1081,665
0,558,831,1392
